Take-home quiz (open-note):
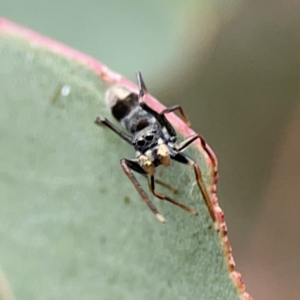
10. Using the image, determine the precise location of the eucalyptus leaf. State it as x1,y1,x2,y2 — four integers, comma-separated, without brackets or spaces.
0,21,248,300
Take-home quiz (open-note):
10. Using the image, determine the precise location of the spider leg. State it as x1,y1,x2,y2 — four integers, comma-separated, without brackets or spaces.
120,158,166,223
175,133,201,152
139,101,177,138
171,153,216,222
174,133,217,176
141,174,177,193
148,175,198,216
136,71,148,99
152,178,177,194
95,116,132,145
135,72,178,139
159,105,191,127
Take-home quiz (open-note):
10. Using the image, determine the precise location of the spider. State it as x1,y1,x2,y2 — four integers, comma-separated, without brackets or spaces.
95,72,215,223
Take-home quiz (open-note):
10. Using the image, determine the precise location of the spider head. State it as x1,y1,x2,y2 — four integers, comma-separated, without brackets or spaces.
134,125,171,174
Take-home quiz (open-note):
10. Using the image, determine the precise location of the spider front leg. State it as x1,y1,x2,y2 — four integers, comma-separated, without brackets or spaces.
148,175,198,216
172,152,216,223
120,158,166,223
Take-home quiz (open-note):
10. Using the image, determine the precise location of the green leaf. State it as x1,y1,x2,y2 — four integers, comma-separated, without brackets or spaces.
0,19,250,300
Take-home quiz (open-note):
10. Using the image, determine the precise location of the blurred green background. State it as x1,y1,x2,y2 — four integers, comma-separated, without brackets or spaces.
1,0,300,299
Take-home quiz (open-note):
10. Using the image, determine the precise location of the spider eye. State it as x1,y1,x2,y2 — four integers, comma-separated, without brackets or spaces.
145,134,154,142
137,139,146,147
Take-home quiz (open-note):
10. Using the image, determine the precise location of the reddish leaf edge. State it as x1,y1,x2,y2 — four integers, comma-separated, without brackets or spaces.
0,18,253,300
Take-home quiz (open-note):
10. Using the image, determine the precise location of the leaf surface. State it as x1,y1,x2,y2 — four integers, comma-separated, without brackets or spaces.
0,19,251,300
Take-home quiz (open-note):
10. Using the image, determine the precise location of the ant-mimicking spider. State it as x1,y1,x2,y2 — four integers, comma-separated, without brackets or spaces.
95,72,215,223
